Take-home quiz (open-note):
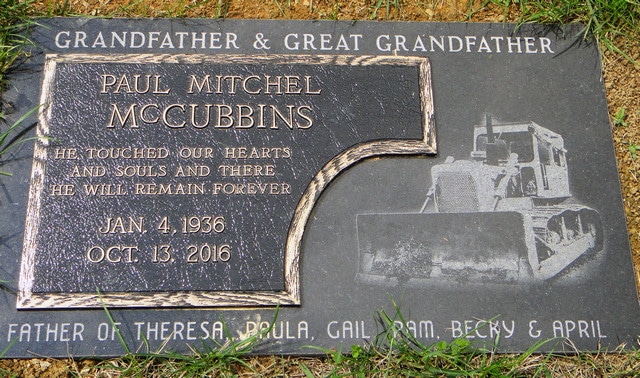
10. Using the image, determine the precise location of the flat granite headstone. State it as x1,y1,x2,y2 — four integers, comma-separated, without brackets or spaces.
0,18,638,357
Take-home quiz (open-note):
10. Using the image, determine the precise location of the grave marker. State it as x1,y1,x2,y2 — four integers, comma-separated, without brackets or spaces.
0,18,637,357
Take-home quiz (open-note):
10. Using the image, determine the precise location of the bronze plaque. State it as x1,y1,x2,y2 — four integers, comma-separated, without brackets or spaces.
18,54,434,308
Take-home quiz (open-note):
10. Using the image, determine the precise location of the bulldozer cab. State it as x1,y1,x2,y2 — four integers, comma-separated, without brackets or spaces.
473,130,535,164
471,122,570,199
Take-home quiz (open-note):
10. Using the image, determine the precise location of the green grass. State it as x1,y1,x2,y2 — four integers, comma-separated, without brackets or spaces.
371,0,402,19
614,107,629,127
0,0,37,175
488,0,640,63
0,0,33,89
0,105,40,175
90,333,267,377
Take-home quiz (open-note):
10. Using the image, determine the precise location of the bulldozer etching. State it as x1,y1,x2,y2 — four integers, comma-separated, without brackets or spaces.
356,115,603,286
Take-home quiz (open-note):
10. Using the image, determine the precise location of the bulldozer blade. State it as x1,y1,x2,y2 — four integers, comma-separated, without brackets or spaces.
355,212,536,286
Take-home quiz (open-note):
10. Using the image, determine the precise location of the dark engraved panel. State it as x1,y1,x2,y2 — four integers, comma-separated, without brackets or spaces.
18,54,435,308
